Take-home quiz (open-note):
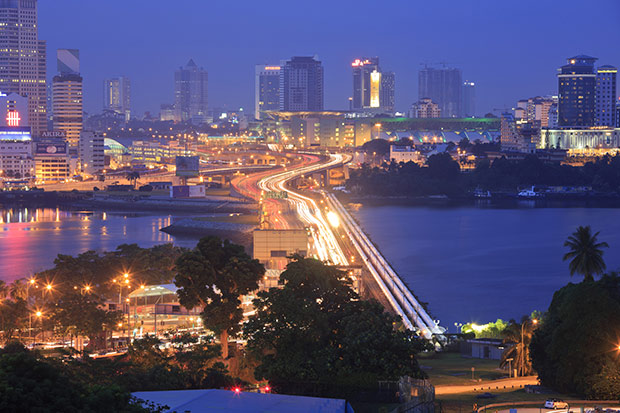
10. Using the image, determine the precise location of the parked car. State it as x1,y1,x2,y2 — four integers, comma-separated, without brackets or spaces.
545,399,569,409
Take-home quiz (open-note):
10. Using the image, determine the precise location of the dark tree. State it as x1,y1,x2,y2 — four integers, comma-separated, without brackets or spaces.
563,226,609,282
244,257,428,398
530,274,620,398
175,236,264,359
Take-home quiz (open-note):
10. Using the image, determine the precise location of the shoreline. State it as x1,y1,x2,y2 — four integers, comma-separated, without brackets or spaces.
343,194,620,209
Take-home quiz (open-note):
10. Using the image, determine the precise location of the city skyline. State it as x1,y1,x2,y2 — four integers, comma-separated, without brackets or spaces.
38,0,620,117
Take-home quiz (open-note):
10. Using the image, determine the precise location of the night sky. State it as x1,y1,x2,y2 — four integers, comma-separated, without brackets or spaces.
40,0,620,117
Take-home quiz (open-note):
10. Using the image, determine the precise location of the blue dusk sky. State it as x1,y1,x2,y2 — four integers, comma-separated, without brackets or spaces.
40,0,620,117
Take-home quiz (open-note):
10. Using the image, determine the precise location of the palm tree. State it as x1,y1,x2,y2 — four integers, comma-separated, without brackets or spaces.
563,226,609,282
500,319,538,377
125,171,141,189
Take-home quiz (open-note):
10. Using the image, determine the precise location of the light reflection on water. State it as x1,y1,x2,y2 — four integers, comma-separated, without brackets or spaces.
0,207,196,283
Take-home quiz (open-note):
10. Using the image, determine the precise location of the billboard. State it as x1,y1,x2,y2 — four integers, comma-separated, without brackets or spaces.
35,139,68,156
175,156,200,177
41,131,67,139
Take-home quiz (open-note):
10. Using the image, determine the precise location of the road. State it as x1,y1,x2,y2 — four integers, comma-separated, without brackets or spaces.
232,153,349,265
435,375,539,395
232,151,445,337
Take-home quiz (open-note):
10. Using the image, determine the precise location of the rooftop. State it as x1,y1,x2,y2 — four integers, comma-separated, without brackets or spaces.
132,389,354,413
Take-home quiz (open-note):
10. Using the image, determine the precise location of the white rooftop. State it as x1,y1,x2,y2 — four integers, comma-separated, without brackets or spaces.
132,389,355,413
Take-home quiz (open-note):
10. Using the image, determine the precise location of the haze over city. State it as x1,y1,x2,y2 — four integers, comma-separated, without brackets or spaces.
2,1,620,411
40,0,620,115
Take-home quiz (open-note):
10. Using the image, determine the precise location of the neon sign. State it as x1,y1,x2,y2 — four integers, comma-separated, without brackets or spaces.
6,111,20,127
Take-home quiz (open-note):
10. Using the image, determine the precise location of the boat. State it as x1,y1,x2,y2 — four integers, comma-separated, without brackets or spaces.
518,186,545,198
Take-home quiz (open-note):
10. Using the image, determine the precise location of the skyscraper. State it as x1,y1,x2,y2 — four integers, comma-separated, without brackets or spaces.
418,67,462,118
351,58,395,113
380,71,395,113
280,56,324,112
0,0,47,136
352,57,380,110
52,49,83,148
595,65,617,127
557,55,597,127
255,65,281,120
104,77,131,121
462,81,476,117
175,59,208,123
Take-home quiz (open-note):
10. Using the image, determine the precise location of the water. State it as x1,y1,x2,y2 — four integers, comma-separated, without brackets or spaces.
0,207,200,283
354,204,620,332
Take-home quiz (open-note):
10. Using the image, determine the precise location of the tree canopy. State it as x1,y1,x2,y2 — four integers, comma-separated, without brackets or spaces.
243,257,429,399
175,236,265,359
530,274,620,398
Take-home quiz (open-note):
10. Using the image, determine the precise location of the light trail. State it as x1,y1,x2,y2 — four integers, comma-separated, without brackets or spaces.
325,192,444,340
232,150,444,339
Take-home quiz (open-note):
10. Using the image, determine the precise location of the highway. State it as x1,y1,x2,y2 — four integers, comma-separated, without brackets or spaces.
233,151,444,339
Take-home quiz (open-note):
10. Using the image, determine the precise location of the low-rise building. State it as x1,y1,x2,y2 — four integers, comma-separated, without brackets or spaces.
33,137,70,183
0,127,34,178
461,338,507,360
539,127,620,151
410,98,441,118
389,145,421,164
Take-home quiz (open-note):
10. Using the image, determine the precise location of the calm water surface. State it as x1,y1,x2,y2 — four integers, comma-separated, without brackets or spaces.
0,207,199,283
354,204,620,331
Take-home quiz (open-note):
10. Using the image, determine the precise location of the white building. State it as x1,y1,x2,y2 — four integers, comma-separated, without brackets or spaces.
539,128,620,150
79,131,105,175
390,145,421,164
0,128,34,179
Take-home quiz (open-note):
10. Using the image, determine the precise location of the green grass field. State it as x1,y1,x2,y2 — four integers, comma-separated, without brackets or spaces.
419,352,506,386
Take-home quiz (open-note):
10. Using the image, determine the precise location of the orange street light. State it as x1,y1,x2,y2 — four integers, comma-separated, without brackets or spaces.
35,311,42,317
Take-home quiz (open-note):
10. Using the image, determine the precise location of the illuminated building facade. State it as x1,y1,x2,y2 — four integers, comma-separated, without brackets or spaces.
351,57,394,113
79,131,104,175
0,92,33,178
0,127,34,178
174,59,208,123
419,66,462,118
558,55,597,127
540,128,620,151
595,66,617,127
280,56,323,112
255,65,280,120
52,49,83,148
104,77,131,121
33,137,70,182
0,0,47,136
129,140,196,164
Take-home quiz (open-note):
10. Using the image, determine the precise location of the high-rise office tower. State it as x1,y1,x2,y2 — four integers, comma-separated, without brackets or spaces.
595,65,617,127
174,59,208,123
104,77,131,121
462,81,476,117
255,65,281,120
351,58,395,113
418,67,462,118
0,0,47,136
52,49,83,148
352,57,380,110
557,55,597,127
280,56,324,112
380,71,395,113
